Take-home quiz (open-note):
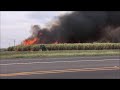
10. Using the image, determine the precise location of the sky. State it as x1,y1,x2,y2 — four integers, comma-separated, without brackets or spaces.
0,11,71,48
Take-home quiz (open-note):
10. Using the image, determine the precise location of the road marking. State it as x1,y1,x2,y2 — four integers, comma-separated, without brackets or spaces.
0,59,119,66
0,66,119,77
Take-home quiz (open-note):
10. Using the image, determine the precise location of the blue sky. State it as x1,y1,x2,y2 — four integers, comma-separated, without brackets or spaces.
0,11,71,48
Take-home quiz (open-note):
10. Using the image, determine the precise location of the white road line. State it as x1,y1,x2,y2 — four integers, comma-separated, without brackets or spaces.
0,59,119,66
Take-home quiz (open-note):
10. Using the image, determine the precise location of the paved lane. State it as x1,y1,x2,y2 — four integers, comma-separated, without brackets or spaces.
0,56,120,79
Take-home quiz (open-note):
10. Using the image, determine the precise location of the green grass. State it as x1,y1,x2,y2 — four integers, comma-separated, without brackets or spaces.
0,50,119,59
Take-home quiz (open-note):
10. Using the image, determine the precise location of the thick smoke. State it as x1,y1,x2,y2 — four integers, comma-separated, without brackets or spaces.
25,11,120,44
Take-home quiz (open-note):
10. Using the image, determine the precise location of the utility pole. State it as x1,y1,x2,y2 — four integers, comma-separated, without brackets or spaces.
14,40,15,46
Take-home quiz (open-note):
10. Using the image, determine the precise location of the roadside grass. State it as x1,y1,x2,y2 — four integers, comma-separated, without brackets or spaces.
0,50,120,59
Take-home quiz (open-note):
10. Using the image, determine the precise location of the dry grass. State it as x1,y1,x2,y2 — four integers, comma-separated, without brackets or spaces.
0,50,119,59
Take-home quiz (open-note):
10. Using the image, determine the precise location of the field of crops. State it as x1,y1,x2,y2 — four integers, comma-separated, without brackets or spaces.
7,43,120,51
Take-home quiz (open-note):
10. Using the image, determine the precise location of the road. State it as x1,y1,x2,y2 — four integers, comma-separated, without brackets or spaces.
0,56,120,79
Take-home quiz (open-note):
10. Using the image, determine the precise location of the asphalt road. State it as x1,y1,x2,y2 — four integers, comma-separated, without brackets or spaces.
0,56,120,79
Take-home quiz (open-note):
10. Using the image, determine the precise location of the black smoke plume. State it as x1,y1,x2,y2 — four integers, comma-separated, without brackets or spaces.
25,11,120,44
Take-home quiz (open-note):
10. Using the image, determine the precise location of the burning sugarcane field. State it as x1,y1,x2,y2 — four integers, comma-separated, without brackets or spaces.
1,11,120,59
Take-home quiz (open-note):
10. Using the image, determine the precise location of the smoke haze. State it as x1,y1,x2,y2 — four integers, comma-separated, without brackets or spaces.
23,11,120,45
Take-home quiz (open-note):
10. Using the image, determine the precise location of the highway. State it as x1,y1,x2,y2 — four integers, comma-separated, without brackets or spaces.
0,56,120,79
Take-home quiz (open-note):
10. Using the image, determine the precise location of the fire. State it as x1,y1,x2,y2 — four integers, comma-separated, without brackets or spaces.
23,38,39,45
54,41,59,44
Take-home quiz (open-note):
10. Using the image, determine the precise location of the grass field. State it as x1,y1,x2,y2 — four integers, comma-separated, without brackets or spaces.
7,43,120,51
0,50,120,59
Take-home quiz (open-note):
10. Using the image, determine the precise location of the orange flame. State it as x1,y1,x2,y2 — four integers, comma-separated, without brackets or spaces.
23,38,39,46
54,41,59,44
